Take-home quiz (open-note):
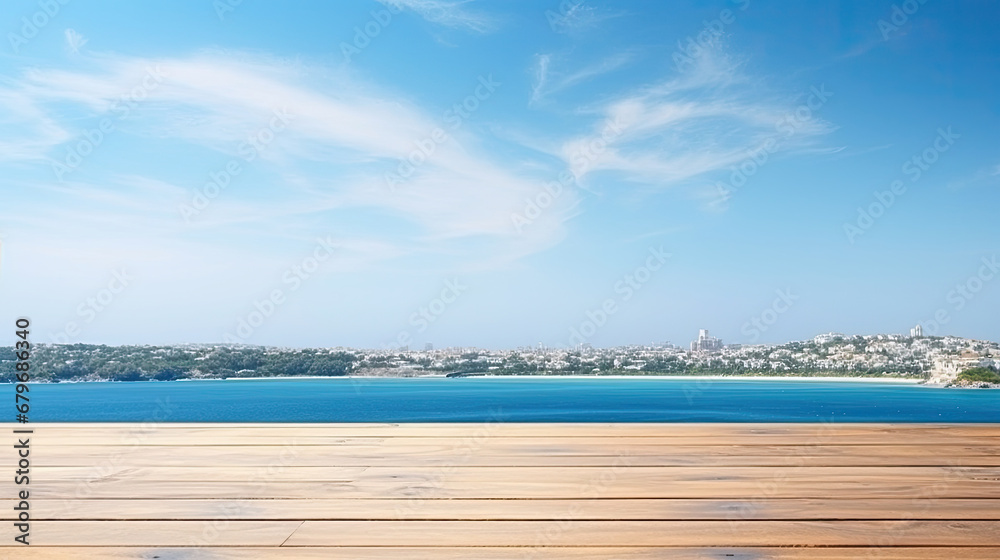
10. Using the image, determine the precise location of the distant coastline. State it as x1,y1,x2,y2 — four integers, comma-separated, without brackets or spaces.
185,374,924,383
3,336,997,388
10,373,928,385
429,374,925,383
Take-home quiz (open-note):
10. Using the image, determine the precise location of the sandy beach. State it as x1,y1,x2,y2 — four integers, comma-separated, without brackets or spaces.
205,374,926,383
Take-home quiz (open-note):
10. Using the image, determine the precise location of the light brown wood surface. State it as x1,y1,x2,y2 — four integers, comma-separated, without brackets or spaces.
1,423,997,558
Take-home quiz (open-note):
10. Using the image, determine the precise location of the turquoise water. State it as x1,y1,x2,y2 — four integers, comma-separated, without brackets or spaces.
17,377,998,422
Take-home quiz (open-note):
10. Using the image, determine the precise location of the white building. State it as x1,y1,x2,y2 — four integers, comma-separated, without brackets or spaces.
927,355,985,384
813,332,845,344
910,324,923,337
690,329,723,352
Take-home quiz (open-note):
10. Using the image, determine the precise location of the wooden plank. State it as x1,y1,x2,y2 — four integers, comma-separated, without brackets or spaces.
25,444,1000,467
285,520,1000,547
13,479,1000,499
4,547,1000,559
3,423,997,554
24,465,1000,483
29,442,1000,456
15,434,1000,445
16,520,301,546
4,498,999,521
10,520,1000,547
23,454,1000,467
16,422,1000,436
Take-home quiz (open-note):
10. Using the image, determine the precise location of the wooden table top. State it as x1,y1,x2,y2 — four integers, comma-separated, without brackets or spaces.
2,422,999,558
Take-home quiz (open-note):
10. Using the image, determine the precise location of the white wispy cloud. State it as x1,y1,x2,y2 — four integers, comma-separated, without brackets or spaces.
530,54,551,106
530,52,633,106
546,1,621,34
0,86,72,161
0,51,573,271
945,164,1000,190
380,0,496,33
556,43,835,192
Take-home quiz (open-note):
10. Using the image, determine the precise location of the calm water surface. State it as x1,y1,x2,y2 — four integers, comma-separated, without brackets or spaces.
18,378,999,422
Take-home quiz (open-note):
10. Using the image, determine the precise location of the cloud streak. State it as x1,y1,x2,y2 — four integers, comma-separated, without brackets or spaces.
545,1,622,34
530,52,633,106
554,44,835,193
380,0,496,33
0,51,573,273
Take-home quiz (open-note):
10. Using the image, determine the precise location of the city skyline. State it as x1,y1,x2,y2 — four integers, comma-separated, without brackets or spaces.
38,323,1000,352
14,330,998,387
1,0,998,349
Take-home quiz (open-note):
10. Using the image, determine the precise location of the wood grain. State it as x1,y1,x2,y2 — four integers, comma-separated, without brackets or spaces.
2,498,998,521
3,547,1000,559
1,422,996,556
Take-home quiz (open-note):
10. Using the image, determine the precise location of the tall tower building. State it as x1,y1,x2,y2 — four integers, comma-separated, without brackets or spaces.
691,329,723,352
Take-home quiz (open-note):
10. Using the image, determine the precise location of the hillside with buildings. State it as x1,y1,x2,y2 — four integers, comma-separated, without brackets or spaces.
3,329,998,386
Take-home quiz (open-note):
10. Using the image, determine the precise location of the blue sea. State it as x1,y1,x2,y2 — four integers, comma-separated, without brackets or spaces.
17,377,999,422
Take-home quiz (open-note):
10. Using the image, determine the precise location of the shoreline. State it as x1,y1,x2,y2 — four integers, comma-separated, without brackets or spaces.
443,375,924,383
3,375,932,385
201,374,925,384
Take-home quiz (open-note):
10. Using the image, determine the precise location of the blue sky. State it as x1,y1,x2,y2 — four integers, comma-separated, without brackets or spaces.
0,0,998,349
